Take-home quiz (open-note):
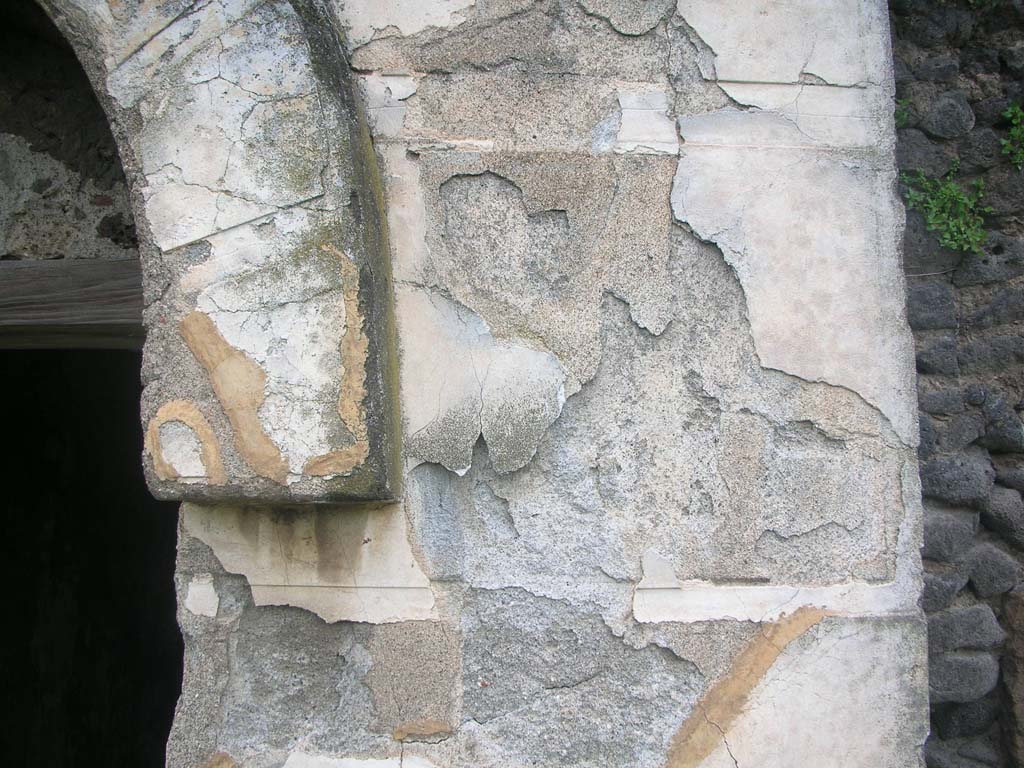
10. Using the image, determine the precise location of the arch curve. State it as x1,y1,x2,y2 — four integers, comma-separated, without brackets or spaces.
35,0,398,503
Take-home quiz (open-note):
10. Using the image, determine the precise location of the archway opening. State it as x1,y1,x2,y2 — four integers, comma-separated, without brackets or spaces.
0,1,183,765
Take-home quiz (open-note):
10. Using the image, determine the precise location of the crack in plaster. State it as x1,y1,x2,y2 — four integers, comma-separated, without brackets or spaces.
662,609,826,768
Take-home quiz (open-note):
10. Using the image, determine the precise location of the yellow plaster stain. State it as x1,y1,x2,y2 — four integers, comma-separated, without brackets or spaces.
304,244,370,476
180,310,289,484
664,608,829,768
145,399,226,485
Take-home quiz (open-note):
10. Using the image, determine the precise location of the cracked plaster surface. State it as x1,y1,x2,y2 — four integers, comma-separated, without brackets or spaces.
675,0,890,86
105,0,929,764
46,0,397,500
132,1,325,251
671,616,928,768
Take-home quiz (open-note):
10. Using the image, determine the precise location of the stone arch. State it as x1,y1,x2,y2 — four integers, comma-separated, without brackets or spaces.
35,0,399,503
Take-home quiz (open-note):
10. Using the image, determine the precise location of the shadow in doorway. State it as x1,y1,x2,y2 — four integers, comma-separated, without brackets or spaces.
0,351,183,765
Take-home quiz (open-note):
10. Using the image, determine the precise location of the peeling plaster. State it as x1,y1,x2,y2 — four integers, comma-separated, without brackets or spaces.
303,246,371,478
185,574,220,617
578,0,675,36
614,88,679,155
335,0,476,50
158,422,206,480
398,285,567,475
360,74,417,138
388,156,679,475
674,0,889,87
712,84,890,150
670,108,916,445
676,617,928,767
180,311,290,484
132,2,327,251
182,503,436,623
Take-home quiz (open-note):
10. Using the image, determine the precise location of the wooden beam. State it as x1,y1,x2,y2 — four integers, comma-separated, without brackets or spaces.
0,258,144,349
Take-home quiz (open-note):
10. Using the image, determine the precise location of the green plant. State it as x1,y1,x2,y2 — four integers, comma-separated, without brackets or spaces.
901,161,992,254
1002,103,1024,170
894,98,912,129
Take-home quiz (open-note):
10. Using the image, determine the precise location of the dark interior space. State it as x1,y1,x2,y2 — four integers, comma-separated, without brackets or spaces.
0,351,183,765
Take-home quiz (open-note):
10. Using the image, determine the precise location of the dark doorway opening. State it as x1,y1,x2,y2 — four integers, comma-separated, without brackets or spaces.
0,1,183,764
0,352,183,765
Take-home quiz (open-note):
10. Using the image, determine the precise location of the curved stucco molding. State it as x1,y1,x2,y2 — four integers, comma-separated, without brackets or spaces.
36,0,399,502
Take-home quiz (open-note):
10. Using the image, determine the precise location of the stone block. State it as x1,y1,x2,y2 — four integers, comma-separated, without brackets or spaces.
925,737,996,768
920,90,976,139
921,450,995,509
953,233,1024,287
938,412,987,453
929,651,1001,703
920,413,939,460
907,280,958,330
996,461,1024,494
979,392,1024,453
923,507,980,563
919,387,966,416
958,334,1024,374
958,128,1004,173
923,570,969,613
981,486,1024,548
898,128,957,176
928,604,1005,654
917,334,961,375
965,287,1024,333
933,695,1001,739
967,543,1021,597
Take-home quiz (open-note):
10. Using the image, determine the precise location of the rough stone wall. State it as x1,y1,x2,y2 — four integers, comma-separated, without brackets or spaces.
891,2,1024,766
31,0,928,766
0,1,137,261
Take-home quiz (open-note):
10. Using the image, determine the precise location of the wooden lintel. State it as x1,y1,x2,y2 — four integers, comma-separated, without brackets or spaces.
0,258,144,349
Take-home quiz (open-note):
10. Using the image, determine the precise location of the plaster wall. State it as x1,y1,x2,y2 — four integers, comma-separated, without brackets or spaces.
35,1,929,766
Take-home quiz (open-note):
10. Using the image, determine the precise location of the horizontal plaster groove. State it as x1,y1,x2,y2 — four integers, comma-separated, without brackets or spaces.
633,581,916,623
714,79,877,89
677,142,878,151
245,583,435,590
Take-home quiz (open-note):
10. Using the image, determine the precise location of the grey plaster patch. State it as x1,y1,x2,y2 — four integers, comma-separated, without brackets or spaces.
400,153,677,393
366,621,461,741
398,286,568,475
396,154,680,475
457,587,702,768
335,0,476,50
217,606,389,761
345,1,672,83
